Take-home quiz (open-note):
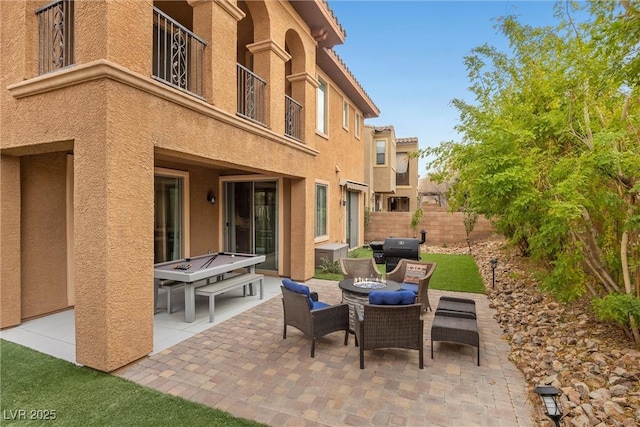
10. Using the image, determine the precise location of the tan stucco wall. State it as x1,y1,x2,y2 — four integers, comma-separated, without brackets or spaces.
1,156,22,328
1,0,373,370
20,153,69,319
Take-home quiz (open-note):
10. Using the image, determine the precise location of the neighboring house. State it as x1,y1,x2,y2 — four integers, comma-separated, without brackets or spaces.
0,0,378,372
363,125,419,212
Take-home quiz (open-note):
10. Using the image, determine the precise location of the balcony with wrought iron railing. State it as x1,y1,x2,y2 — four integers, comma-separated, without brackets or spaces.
284,95,303,141
153,8,206,99
36,0,75,75
237,64,266,126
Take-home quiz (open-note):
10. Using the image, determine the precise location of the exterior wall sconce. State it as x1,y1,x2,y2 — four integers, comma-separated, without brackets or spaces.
341,199,346,206
534,386,563,427
490,258,498,288
207,191,216,205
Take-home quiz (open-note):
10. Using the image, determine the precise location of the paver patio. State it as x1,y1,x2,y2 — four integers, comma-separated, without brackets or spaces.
115,279,535,427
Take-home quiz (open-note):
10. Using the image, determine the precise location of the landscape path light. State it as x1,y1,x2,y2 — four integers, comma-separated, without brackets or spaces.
534,385,563,427
490,258,498,289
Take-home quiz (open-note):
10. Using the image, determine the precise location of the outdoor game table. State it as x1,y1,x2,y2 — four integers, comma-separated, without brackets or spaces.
154,252,266,322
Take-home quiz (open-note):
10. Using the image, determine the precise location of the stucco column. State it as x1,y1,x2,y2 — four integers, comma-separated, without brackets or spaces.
0,155,21,328
73,95,154,372
74,0,152,75
289,178,315,281
190,0,244,109
288,72,319,144
248,39,291,133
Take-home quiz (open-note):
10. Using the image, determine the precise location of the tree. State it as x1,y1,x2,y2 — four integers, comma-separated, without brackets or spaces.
423,1,640,344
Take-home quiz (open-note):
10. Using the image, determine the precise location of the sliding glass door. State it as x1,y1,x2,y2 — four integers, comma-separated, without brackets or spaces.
225,180,277,270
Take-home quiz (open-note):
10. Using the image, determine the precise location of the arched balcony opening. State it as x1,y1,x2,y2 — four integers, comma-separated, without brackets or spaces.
152,1,206,99
284,29,306,142
236,1,268,125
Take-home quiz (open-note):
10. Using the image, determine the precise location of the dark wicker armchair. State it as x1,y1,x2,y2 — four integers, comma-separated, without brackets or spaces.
339,257,382,280
386,259,437,313
354,303,424,369
281,283,350,357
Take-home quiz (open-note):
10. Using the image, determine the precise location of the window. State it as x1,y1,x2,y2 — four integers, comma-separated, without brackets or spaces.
316,78,328,134
396,153,410,186
315,183,328,238
342,100,349,130
154,168,190,263
355,113,361,138
375,140,386,165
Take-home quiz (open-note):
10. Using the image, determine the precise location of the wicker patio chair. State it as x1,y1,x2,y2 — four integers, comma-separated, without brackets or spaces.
354,300,424,369
281,280,350,357
339,257,383,280
385,259,437,313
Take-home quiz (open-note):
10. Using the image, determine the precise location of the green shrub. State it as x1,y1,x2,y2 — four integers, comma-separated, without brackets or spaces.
319,257,341,274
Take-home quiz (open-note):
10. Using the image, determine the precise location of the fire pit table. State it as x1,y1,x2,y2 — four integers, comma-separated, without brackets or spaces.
338,278,401,330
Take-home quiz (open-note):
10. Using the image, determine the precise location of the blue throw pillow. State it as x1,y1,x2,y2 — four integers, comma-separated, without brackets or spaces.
282,279,314,308
400,283,419,294
369,290,416,305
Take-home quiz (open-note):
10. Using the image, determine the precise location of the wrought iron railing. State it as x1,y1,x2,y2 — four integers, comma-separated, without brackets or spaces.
237,64,266,125
36,0,75,75
153,8,206,99
284,95,303,141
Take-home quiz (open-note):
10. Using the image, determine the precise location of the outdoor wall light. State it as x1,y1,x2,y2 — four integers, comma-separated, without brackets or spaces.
207,191,216,205
534,386,563,427
490,258,498,288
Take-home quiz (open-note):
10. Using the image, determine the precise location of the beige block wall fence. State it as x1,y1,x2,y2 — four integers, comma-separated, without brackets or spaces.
364,205,497,246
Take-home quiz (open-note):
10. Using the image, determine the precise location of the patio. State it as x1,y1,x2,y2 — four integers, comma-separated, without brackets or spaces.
1,274,535,426
114,278,535,426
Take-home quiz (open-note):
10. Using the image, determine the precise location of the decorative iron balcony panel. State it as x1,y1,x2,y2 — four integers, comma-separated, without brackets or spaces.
284,95,303,142
237,64,266,126
36,0,75,75
153,8,206,99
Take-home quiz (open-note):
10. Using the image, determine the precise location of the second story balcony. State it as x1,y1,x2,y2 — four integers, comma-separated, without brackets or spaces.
152,7,206,99
237,64,266,126
36,0,75,75
284,95,302,141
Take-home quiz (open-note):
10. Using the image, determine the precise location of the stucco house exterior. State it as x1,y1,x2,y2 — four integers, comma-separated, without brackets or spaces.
364,125,419,212
0,0,378,371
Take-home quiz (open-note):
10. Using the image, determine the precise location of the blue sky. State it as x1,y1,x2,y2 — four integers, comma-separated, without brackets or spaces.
328,0,573,176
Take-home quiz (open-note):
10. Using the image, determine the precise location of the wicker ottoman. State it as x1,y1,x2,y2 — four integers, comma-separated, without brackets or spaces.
431,311,480,366
435,296,476,319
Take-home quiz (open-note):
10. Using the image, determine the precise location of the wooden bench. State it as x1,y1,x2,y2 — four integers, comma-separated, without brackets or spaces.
194,273,264,322
431,297,480,365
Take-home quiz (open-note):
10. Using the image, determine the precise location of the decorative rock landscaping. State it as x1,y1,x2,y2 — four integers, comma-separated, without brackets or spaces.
426,239,640,427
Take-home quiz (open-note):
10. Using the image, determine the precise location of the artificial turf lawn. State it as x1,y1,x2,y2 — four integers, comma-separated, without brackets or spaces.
0,340,266,427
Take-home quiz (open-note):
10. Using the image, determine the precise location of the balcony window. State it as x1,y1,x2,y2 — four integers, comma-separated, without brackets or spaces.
396,153,410,186
36,0,75,75
237,64,267,125
153,7,206,99
285,95,303,141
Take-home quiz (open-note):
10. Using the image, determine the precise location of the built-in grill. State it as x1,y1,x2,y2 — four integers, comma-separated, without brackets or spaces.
369,241,385,264
382,230,426,272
